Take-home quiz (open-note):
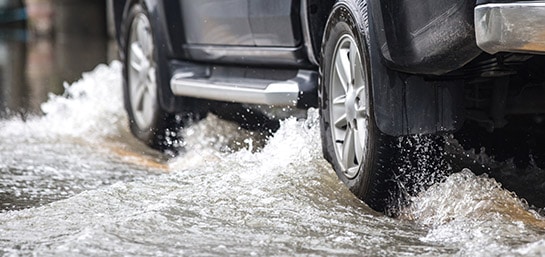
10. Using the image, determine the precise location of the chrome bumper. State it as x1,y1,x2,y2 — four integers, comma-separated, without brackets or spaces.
475,2,545,54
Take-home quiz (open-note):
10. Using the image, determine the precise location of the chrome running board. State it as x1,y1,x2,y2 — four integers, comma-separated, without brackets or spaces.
475,2,545,54
170,69,317,106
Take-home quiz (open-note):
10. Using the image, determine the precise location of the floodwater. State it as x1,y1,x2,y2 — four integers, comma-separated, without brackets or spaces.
1,39,545,257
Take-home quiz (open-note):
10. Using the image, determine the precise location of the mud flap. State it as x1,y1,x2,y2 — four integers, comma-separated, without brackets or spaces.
367,9,465,136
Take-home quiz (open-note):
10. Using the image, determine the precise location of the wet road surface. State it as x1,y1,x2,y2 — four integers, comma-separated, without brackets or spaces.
1,62,545,256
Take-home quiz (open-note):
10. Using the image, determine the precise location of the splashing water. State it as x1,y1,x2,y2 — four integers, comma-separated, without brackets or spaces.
0,61,163,213
0,62,545,255
0,62,126,141
399,169,545,256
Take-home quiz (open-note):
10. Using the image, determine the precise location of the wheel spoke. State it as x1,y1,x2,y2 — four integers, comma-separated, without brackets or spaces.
354,52,365,90
332,95,346,105
334,113,348,129
346,166,359,177
130,43,146,72
354,124,365,164
356,104,367,117
342,128,356,169
349,41,358,87
334,48,351,91
355,84,368,116
148,67,156,85
142,92,154,123
136,18,152,58
130,44,144,71
134,81,147,112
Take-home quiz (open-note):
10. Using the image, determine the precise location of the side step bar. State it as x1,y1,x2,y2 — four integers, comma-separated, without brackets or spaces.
170,69,317,107
475,2,545,54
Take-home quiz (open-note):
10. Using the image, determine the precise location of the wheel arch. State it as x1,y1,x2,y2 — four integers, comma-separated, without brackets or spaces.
306,0,336,65
320,0,466,136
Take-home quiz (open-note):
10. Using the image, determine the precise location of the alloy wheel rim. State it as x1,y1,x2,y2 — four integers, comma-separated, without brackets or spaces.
128,13,157,130
329,34,370,179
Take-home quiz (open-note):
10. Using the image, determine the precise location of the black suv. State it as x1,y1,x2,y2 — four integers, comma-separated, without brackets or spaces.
113,0,545,212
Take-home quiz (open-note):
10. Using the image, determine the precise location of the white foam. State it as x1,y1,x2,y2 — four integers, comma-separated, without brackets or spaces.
402,169,545,255
169,108,326,183
0,61,126,142
2,60,545,256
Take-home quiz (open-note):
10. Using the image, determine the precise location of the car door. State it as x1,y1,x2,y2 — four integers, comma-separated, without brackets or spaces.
181,0,300,47
179,0,307,66
181,0,254,46
248,0,301,47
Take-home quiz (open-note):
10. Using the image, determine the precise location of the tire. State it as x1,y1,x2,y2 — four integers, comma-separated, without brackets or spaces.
319,0,396,212
121,3,183,151
319,0,398,212
320,0,451,214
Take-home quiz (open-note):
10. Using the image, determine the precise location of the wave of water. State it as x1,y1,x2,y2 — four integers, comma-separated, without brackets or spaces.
1,62,545,256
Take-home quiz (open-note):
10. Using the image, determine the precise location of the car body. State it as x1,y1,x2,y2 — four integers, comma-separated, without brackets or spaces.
113,0,545,212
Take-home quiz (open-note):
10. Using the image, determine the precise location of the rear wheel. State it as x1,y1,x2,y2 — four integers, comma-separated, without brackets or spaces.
122,3,187,151
319,0,397,212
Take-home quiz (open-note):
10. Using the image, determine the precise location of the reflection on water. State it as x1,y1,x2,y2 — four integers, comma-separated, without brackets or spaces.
0,29,111,118
0,30,26,116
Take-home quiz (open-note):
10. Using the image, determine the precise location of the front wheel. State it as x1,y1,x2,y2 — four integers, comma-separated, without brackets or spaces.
319,0,397,212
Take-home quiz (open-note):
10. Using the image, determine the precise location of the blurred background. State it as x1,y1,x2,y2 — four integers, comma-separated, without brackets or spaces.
0,0,115,118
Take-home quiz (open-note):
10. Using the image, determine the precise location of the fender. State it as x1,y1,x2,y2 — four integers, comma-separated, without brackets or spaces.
305,0,466,135
366,0,480,75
